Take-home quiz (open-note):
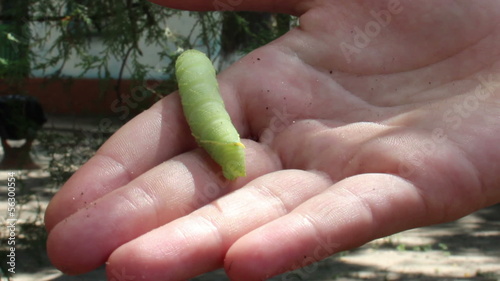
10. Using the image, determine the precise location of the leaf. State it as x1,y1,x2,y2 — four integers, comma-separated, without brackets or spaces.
7,33,20,43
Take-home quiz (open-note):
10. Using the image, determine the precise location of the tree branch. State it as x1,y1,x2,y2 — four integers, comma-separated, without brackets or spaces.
114,45,134,102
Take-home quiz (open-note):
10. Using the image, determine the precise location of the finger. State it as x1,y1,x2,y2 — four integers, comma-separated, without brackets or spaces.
44,94,196,231
46,140,279,275
148,0,304,15
105,170,333,281
224,174,431,280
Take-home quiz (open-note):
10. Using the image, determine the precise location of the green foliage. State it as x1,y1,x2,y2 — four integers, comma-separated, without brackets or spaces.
0,1,220,90
29,0,184,80
221,12,293,55
1,1,294,86
0,24,30,80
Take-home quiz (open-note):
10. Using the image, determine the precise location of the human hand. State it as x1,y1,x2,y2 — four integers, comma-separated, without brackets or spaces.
45,1,500,280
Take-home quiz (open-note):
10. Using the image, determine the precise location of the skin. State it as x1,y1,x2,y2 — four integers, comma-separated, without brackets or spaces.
45,1,500,280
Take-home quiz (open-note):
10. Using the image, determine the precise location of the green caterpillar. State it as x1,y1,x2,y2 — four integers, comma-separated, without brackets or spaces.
175,49,246,180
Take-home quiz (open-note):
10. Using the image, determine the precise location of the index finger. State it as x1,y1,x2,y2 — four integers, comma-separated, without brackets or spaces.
44,94,194,231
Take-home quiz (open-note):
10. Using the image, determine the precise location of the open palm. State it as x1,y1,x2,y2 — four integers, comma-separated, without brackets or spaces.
45,1,500,280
